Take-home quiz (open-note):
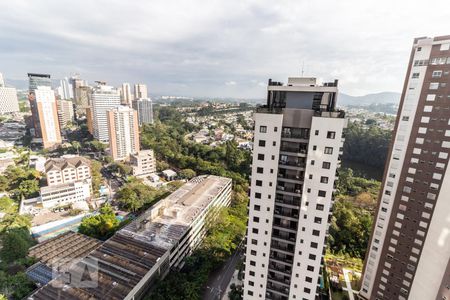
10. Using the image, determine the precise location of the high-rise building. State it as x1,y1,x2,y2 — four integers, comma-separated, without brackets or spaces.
70,75,86,103
91,83,121,142
28,73,52,92
132,97,154,125
74,85,92,117
0,72,19,114
32,86,62,149
56,99,74,128
243,77,346,300
121,82,132,106
130,149,156,177
107,105,140,161
360,36,450,300
28,73,53,139
134,83,148,99
58,77,73,100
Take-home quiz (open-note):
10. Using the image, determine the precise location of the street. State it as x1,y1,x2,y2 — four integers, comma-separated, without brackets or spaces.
203,248,243,300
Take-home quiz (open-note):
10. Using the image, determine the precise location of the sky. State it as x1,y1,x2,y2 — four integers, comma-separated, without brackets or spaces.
0,0,449,98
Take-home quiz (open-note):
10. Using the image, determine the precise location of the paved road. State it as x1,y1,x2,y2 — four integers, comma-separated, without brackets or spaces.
342,269,355,300
203,248,243,300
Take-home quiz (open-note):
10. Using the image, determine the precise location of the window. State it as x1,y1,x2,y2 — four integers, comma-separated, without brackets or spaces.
307,265,314,272
432,70,443,78
426,94,436,101
314,217,322,224
248,281,254,286
250,250,257,255
255,180,262,186
421,116,430,123
318,190,326,197
322,162,331,169
324,147,333,154
274,126,278,132
312,229,320,236
251,239,257,245
311,242,318,248
257,154,265,160
316,204,324,211
254,205,260,211
248,290,254,296
412,72,420,79
440,43,450,51
402,116,409,121
253,217,259,223
258,140,266,147
250,260,256,266
429,82,439,90
315,130,319,136
320,176,329,183
272,141,276,146
252,228,258,234
255,192,261,199
327,131,336,139
259,126,267,133
309,254,316,260
256,167,263,174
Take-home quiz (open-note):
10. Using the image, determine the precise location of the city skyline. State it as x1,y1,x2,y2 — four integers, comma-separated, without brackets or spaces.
1,0,449,98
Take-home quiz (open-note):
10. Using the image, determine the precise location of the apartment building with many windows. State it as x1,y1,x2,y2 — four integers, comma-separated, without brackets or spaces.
360,36,450,300
243,77,346,300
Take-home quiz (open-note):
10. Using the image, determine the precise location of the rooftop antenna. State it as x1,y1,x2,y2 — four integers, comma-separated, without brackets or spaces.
301,61,305,77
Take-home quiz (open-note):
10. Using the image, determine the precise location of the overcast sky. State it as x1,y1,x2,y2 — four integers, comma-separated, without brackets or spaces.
0,0,449,98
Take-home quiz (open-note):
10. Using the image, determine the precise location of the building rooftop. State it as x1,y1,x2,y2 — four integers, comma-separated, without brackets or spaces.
45,156,91,173
28,175,232,300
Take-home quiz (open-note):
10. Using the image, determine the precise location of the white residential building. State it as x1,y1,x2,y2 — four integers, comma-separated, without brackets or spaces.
130,149,156,177
0,72,19,114
56,99,74,128
91,83,121,142
45,156,91,186
121,82,133,106
134,83,148,99
243,77,346,300
107,105,140,160
132,97,154,125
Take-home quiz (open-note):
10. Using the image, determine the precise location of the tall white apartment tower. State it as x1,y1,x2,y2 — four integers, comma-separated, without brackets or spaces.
91,83,121,142
243,77,346,300
107,105,140,161
360,36,450,300
33,86,62,149
134,83,148,99
0,72,19,114
121,82,132,106
132,97,154,125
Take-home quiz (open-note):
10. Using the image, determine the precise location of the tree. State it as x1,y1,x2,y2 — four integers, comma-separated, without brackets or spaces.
228,283,243,300
1,227,34,263
16,179,39,199
71,141,81,154
156,161,170,172
179,169,196,179
0,197,14,212
91,160,103,197
78,204,120,240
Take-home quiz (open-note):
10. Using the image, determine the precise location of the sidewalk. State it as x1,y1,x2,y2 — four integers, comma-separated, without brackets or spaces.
222,269,241,300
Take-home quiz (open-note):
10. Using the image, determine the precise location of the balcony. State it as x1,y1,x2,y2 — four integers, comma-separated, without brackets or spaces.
280,146,308,155
270,252,294,265
271,240,295,254
267,273,291,287
274,208,299,220
269,263,292,275
275,195,301,208
266,290,289,300
278,159,306,169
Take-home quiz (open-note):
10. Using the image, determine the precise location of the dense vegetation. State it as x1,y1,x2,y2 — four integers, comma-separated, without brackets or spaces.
142,106,250,299
0,198,35,299
78,204,120,240
342,122,391,179
328,168,380,259
0,166,41,200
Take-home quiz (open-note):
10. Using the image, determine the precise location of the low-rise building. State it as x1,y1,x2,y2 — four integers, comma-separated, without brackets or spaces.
29,175,232,300
162,169,177,181
39,179,91,208
45,156,91,186
130,149,156,177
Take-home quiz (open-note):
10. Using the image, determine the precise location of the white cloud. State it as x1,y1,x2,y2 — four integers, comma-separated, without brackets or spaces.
0,0,449,98
225,81,237,86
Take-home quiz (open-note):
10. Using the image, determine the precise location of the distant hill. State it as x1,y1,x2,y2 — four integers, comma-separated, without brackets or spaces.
338,92,401,106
